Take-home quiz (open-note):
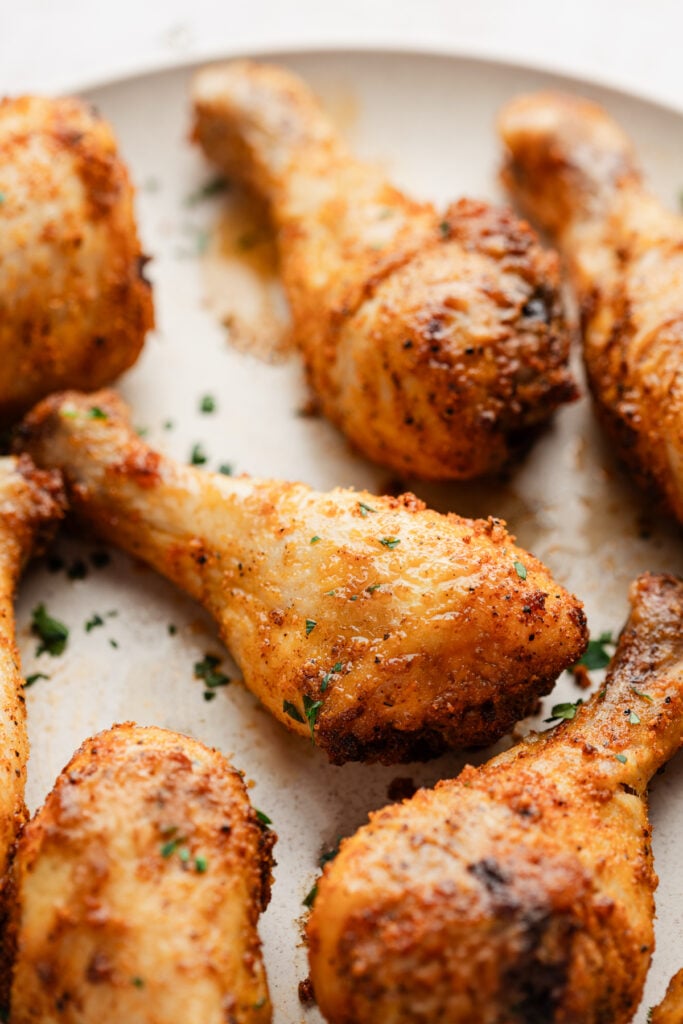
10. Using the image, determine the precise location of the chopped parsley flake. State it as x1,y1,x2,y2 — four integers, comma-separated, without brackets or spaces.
0,192,5,205
545,700,582,723
161,837,182,858
367,583,381,593
88,406,108,420
194,654,230,689
195,855,208,873
359,502,376,517
163,419,175,431
185,176,229,206
630,686,653,703
168,623,177,636
573,631,614,671
310,535,321,544
513,560,527,580
321,662,343,691
24,672,49,688
109,638,119,649
319,839,342,868
199,394,216,414
379,536,400,549
283,700,304,724
305,618,317,636
190,443,208,466
203,691,217,701
627,710,641,725
303,694,323,739
614,753,628,764
218,463,233,476
303,883,318,908
31,604,69,657
439,220,450,237
131,977,145,989
256,810,272,828
85,613,104,632
324,589,336,597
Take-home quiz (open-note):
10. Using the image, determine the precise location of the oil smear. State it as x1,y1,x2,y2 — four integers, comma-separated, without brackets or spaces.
201,185,293,363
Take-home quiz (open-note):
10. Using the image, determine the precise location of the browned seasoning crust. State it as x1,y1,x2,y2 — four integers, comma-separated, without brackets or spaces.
15,388,587,765
308,573,683,1023
0,95,153,423
191,61,576,480
8,723,275,1024
652,970,683,1024
0,455,65,1006
499,91,683,524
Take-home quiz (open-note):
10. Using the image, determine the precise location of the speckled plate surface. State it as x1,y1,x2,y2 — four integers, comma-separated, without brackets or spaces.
18,50,683,1022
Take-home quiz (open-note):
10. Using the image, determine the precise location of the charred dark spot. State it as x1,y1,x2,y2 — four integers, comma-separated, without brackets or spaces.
402,339,413,349
481,699,496,721
522,289,551,325
93,335,106,347
136,254,153,286
298,978,316,1005
468,857,510,896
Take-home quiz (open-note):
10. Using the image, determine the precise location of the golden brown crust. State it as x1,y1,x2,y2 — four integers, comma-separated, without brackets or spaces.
0,455,66,1006
9,723,274,1023
0,95,153,422
308,573,683,1023
16,388,587,765
652,970,683,1024
192,61,576,480
499,91,683,523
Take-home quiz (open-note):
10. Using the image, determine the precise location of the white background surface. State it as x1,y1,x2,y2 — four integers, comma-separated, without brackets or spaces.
1,0,682,113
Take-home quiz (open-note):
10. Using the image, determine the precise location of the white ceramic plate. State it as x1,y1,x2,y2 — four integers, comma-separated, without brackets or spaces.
17,50,683,1022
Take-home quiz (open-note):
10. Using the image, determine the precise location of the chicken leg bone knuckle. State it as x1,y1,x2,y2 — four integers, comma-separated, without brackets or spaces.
651,970,683,1024
15,388,588,765
308,572,683,1024
499,91,683,524
0,455,66,1005
8,722,275,1024
0,95,154,422
191,61,578,480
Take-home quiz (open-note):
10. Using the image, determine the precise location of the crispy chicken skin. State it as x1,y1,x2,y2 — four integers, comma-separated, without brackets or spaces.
0,95,153,422
191,61,577,480
652,971,683,1024
16,388,587,765
308,573,683,1024
0,456,65,1001
499,92,683,523
8,723,275,1024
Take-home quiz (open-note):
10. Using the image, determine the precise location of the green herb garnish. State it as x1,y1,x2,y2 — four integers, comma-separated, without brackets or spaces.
88,406,108,420
194,855,208,873
194,654,230,689
131,977,145,989
359,502,376,517
367,583,381,593
168,623,177,636
185,176,228,206
31,604,69,657
85,613,104,632
513,560,527,580
545,700,583,723
190,443,208,466
303,694,323,739
630,686,653,703
321,662,343,692
310,535,321,544
627,710,641,725
218,463,233,476
283,700,304,724
256,810,272,828
439,220,450,237
199,394,216,414
305,618,317,636
573,631,614,671
24,672,49,688
615,753,628,764
379,537,400,549
303,883,318,907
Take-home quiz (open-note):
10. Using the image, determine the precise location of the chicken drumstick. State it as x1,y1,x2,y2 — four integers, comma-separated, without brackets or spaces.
16,388,587,765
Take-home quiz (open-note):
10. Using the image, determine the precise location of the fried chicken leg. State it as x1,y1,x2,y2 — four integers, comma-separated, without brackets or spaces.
8,723,275,1024
652,971,683,1024
192,61,576,480
0,96,154,422
499,92,683,523
308,572,683,1023
0,455,65,1001
16,388,587,765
